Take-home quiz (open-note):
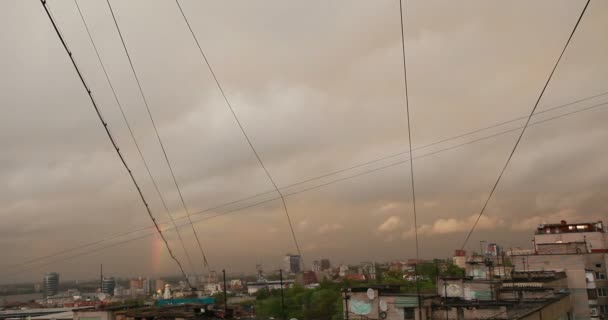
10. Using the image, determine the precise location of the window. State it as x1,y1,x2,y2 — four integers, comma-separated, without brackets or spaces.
597,288,608,297
588,289,598,299
403,308,415,320
599,305,608,315
596,272,606,280
596,263,602,268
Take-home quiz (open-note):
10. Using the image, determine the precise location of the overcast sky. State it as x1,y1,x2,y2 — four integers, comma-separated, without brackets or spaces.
1,0,607,284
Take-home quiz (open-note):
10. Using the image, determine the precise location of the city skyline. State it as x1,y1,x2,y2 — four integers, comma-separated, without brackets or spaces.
1,0,608,283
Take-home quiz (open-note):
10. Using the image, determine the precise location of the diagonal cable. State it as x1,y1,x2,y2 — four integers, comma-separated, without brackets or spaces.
398,0,422,316
175,0,304,265
460,0,592,250
39,0,193,288
73,0,196,275
105,0,210,272
3,95,607,275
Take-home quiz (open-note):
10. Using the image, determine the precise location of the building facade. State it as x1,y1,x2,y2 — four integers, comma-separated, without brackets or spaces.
101,277,115,296
284,254,302,274
321,259,331,271
512,220,608,319
43,272,59,297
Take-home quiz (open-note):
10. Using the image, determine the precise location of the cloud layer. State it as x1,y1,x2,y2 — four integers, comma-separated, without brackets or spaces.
1,0,607,283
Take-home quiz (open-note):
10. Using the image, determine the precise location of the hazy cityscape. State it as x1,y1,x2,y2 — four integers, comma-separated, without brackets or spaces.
2,0,608,320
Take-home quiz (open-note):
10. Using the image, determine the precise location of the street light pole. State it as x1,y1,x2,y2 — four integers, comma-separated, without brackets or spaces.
222,269,228,316
279,269,285,320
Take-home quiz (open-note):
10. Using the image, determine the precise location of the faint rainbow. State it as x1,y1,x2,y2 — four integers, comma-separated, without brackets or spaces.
151,234,163,275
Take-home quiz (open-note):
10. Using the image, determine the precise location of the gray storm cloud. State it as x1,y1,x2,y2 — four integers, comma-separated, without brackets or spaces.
1,0,607,283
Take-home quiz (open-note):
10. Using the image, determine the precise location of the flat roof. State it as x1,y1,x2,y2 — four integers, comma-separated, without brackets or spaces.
29,311,73,320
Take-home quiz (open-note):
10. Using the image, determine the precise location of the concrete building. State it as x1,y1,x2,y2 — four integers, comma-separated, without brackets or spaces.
284,254,302,274
339,264,349,277
246,280,295,295
43,272,59,297
343,285,435,320
296,271,318,286
360,261,377,280
142,278,153,295
101,277,115,296
321,259,331,271
312,260,321,272
511,220,608,319
435,270,572,320
453,250,467,269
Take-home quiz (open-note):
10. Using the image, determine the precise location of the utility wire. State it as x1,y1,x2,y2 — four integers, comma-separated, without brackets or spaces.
460,0,591,250
105,0,210,272
39,0,193,288
175,0,304,265
3,98,607,275
73,0,196,275
398,1,422,318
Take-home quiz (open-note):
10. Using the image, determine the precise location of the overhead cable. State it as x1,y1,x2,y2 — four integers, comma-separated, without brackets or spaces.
3,97,607,275
39,0,193,288
175,0,304,264
73,0,197,275
105,0,210,271
398,0,422,317
460,0,592,250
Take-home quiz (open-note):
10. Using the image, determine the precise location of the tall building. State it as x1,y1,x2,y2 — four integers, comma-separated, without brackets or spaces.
101,277,115,296
284,254,302,274
320,259,331,271
512,220,607,319
43,272,59,297
142,278,153,295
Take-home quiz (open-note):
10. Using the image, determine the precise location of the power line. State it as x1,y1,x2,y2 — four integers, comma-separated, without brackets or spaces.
105,0,210,272
398,0,420,262
39,0,193,288
174,0,304,265
398,0,422,317
460,0,591,250
3,97,607,275
73,0,197,275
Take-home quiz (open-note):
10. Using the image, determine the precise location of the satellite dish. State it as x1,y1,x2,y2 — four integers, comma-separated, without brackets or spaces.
367,288,375,300
379,300,388,312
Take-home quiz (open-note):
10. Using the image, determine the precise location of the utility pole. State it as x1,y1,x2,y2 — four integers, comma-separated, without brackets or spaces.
100,264,103,292
279,269,285,320
444,280,448,320
414,263,422,320
343,290,350,320
222,269,228,317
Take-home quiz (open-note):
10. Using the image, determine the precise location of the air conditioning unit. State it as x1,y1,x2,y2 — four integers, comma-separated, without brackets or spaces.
590,308,599,317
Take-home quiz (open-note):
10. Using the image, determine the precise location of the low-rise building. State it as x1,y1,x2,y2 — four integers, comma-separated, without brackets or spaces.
511,220,608,319
342,285,435,320
245,280,294,295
